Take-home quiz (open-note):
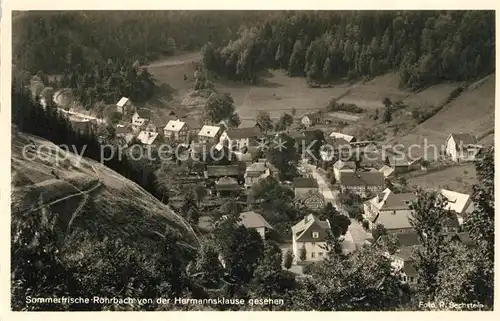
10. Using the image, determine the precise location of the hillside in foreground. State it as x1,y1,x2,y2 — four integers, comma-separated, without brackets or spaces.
11,130,199,251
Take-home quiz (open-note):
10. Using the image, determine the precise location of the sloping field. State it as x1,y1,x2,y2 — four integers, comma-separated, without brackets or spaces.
408,163,477,194
11,131,199,249
403,82,462,108
337,73,411,110
395,74,495,158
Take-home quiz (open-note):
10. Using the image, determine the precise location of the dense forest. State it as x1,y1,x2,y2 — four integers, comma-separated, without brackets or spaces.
12,11,274,73
202,11,495,89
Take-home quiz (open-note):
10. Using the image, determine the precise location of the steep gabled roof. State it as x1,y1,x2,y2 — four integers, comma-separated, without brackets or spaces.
135,108,151,119
291,214,330,242
239,211,273,229
116,97,130,107
198,125,222,138
136,131,159,145
448,133,479,146
329,132,355,142
440,189,473,214
164,120,186,132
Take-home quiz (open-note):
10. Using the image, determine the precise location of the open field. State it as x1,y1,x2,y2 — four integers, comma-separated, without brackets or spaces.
394,74,495,158
337,73,410,110
407,163,477,194
148,53,494,148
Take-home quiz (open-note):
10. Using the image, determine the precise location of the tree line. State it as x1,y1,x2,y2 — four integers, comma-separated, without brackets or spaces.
202,11,495,89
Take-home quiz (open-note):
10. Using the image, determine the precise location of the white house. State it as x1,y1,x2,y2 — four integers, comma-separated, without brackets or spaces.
131,109,151,132
239,211,273,240
219,127,262,151
198,125,223,144
440,189,474,225
333,160,357,181
136,130,159,146
244,161,271,188
164,120,188,142
445,133,482,163
116,97,133,114
378,165,395,179
300,112,321,128
291,214,330,263
329,132,356,143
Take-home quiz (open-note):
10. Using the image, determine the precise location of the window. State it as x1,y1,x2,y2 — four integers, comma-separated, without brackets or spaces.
312,232,319,239
311,242,316,246
409,277,414,283
319,252,323,257
311,252,316,258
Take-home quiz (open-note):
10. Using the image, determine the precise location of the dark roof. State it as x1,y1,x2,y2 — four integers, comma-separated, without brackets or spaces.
340,171,385,187
206,165,241,177
225,127,263,139
293,177,319,188
450,133,478,146
291,214,330,242
443,231,475,247
286,130,304,139
382,193,417,210
136,108,151,119
396,233,420,247
402,262,417,277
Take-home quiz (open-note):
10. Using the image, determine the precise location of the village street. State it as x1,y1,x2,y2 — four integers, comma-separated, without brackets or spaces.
304,163,372,250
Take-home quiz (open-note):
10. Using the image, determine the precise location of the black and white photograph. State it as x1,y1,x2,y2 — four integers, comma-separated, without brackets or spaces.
5,6,496,312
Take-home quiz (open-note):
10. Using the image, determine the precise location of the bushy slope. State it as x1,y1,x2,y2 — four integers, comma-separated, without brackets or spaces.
11,131,199,250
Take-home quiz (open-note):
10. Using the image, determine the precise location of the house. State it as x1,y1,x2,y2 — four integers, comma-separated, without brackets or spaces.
440,189,474,225
363,188,417,234
205,165,242,180
164,120,188,142
293,177,319,198
320,137,353,161
291,214,330,263
298,189,326,212
239,211,273,240
445,133,482,163
116,97,133,114
333,160,358,181
214,176,241,197
329,132,356,143
131,109,151,132
198,125,223,144
115,124,131,137
385,153,422,174
219,127,263,151
377,233,421,285
378,165,395,179
244,161,271,188
300,112,322,128
136,131,159,146
339,171,385,198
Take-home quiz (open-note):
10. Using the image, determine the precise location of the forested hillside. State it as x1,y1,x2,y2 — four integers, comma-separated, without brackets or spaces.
12,11,272,73
201,11,495,89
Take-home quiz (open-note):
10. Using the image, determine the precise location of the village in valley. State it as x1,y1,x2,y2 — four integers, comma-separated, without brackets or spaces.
11,10,494,311
53,73,483,284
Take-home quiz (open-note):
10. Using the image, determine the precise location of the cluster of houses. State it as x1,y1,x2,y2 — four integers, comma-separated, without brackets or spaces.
107,99,482,285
